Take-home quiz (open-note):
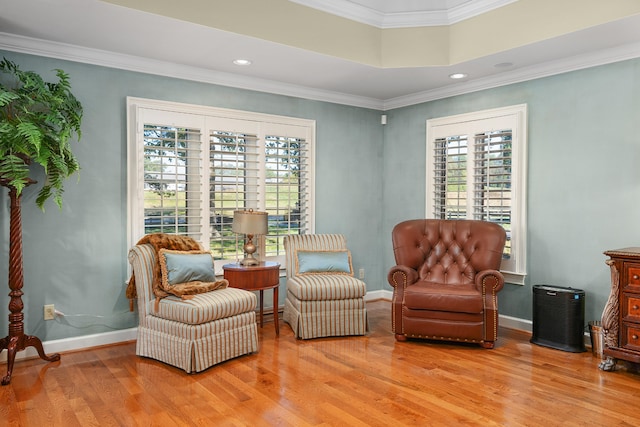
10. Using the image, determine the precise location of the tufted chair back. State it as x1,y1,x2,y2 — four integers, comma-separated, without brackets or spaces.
388,219,507,348
392,219,505,285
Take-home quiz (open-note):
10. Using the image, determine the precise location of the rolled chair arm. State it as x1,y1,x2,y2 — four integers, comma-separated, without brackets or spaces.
388,265,419,337
475,269,505,346
475,269,505,294
387,265,419,289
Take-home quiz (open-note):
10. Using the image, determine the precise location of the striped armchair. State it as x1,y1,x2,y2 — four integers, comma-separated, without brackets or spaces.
282,234,368,339
128,244,258,373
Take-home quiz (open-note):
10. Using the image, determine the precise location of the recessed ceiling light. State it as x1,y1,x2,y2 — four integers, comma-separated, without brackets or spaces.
233,59,252,66
449,73,467,79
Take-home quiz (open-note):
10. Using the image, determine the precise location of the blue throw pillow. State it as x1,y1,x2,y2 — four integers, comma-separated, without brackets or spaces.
159,250,216,285
296,250,353,275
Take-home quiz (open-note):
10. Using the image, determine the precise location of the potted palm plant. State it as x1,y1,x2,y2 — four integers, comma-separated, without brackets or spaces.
0,57,83,385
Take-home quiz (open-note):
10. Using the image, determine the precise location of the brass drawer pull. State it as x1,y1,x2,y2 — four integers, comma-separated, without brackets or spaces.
634,335,639,340
634,305,639,310
634,274,640,280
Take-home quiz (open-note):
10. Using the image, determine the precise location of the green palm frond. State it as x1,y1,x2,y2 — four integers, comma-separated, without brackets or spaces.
35,184,53,209
0,57,83,209
16,121,43,150
0,90,19,107
0,154,30,194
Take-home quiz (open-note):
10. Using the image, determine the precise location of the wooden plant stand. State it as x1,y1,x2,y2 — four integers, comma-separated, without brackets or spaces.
0,182,60,385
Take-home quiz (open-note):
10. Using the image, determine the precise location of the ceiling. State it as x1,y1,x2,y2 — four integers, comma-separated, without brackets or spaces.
1,0,640,109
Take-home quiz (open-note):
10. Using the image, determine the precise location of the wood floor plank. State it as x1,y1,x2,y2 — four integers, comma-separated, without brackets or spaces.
2,300,640,426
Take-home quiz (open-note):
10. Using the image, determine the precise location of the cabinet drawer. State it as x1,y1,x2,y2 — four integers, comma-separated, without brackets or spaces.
627,264,640,289
623,294,640,321
622,323,640,352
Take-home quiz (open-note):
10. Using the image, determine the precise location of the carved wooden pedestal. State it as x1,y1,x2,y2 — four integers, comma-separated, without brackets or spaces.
0,184,60,385
599,247,640,371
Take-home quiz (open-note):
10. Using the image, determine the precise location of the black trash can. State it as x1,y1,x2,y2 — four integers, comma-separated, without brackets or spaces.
530,285,586,352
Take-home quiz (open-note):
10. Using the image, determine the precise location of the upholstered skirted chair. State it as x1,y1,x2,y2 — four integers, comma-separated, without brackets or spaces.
388,219,506,348
128,242,259,372
283,234,368,339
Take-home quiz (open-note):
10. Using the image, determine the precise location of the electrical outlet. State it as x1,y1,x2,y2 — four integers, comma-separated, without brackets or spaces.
44,304,55,321
359,268,365,279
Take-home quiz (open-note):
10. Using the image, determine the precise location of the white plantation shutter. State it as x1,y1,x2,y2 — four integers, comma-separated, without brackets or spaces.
142,124,204,237
128,98,315,270
263,134,312,257
472,129,513,257
129,108,208,244
426,105,527,284
433,135,468,220
209,129,261,262
262,123,313,260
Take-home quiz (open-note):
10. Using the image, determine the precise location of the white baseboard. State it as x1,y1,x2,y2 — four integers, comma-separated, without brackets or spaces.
0,328,138,364
365,290,536,334
4,293,589,363
501,314,594,349
364,289,392,301
499,314,533,333
2,290,393,362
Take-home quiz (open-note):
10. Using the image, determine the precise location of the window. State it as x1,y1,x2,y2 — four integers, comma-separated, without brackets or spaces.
426,105,527,284
127,98,315,271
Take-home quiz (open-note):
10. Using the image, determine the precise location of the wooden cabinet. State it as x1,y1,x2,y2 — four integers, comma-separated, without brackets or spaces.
600,247,640,371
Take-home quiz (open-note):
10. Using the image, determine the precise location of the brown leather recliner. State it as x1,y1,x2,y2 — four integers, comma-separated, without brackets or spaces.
388,219,507,348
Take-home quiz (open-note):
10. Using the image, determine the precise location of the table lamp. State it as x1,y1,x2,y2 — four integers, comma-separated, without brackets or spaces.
232,209,268,266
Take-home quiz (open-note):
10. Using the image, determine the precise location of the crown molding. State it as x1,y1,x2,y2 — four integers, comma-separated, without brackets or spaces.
289,0,519,28
384,40,640,110
0,32,384,110
2,32,639,113
446,0,519,25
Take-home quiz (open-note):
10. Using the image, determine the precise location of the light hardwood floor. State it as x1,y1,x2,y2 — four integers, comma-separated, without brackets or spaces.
2,300,640,426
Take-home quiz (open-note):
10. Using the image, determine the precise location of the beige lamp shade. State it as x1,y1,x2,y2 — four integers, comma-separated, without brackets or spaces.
232,209,268,265
232,209,268,235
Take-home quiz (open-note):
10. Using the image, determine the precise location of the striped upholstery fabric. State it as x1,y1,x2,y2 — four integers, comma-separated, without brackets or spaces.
283,234,368,339
128,244,259,373
150,289,257,325
284,296,367,339
287,275,366,301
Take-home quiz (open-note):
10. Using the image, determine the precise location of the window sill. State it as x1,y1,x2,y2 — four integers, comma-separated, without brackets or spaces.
503,271,526,286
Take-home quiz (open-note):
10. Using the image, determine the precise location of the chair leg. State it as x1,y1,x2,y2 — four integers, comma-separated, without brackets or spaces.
395,334,407,342
480,341,495,349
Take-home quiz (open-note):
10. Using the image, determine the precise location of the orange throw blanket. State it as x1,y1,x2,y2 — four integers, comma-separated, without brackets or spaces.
126,233,227,311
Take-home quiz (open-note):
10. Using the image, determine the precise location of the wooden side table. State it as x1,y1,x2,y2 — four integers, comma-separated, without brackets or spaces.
223,261,281,335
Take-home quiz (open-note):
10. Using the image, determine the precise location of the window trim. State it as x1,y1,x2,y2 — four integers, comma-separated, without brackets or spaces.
425,104,527,285
126,97,316,271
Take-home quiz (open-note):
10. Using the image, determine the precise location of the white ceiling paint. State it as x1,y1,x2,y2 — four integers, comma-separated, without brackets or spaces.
1,0,639,110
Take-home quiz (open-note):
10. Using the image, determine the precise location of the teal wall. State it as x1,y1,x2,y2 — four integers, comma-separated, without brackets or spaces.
383,58,640,323
1,49,639,343
0,51,384,341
